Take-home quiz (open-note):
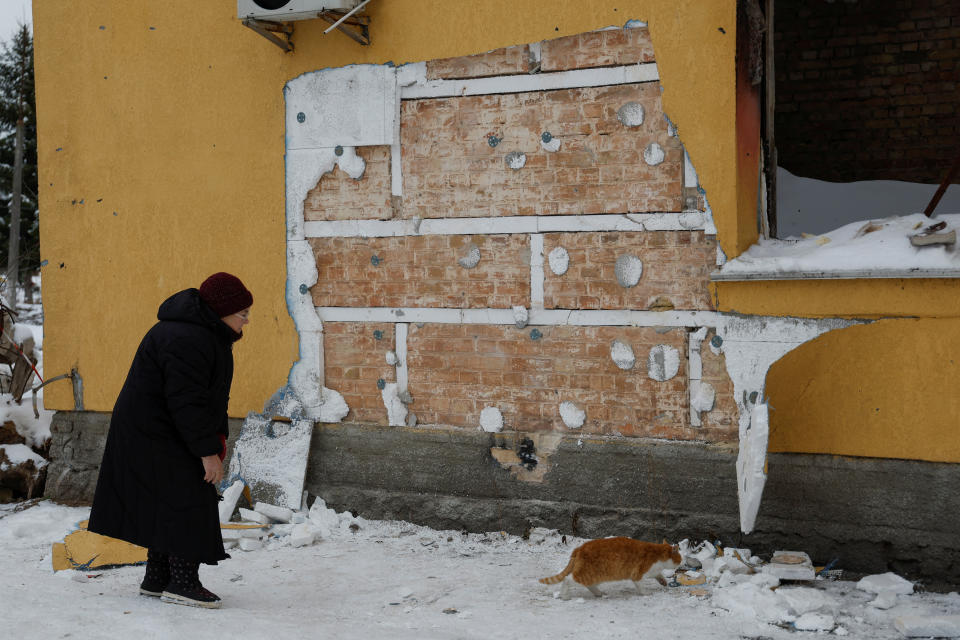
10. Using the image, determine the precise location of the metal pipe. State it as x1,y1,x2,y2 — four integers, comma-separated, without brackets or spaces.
323,0,373,34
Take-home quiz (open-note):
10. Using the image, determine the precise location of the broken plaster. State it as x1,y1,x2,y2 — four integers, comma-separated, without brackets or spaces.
714,315,865,533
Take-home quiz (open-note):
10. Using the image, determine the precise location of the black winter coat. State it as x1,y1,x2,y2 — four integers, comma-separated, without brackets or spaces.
88,288,238,564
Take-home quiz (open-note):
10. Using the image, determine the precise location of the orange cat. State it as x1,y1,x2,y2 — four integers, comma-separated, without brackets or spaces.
539,537,682,598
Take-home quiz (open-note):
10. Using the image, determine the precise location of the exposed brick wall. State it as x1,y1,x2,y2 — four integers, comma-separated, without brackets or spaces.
542,231,716,311
401,83,682,219
310,234,530,308
426,44,529,80
323,322,397,424
700,329,737,432
304,146,393,221
405,324,706,438
540,27,656,72
775,0,960,183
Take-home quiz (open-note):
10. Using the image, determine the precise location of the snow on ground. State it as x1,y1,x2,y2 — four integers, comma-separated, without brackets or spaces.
3,500,960,639
719,212,960,278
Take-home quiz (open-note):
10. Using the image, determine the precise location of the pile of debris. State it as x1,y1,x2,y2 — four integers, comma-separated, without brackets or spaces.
0,420,47,502
659,540,957,636
218,479,345,552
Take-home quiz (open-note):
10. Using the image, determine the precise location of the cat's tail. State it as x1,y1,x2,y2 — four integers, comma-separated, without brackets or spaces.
539,557,574,584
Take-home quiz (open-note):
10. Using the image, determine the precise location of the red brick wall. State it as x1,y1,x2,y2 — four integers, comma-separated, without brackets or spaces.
543,231,716,311
775,0,960,183
310,234,530,308
303,146,393,222
401,83,682,219
404,324,720,440
323,322,398,424
540,27,655,71
700,329,736,432
427,44,529,80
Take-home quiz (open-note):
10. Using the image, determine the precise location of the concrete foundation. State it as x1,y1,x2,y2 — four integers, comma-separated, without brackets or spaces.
44,411,960,584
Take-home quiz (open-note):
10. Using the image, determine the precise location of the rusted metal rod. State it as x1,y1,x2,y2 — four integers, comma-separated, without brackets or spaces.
924,152,960,217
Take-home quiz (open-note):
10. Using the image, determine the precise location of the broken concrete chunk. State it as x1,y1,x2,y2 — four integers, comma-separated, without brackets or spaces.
480,406,503,433
457,243,481,268
856,572,914,595
610,339,635,370
614,254,643,287
559,401,585,429
894,615,960,638
547,247,569,275
254,502,294,523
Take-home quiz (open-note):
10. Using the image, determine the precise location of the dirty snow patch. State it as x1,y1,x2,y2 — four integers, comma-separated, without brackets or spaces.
0,444,47,470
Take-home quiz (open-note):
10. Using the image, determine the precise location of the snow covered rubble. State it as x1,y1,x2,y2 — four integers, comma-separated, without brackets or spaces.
5,500,959,639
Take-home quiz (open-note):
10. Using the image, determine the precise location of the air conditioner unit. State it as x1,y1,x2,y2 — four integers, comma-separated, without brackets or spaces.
238,0,362,23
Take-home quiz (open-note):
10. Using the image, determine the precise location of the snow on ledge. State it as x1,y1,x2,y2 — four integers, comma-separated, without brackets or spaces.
713,213,960,281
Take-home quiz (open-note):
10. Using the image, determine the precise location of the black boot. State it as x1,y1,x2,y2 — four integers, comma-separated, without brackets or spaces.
161,556,221,609
140,549,170,597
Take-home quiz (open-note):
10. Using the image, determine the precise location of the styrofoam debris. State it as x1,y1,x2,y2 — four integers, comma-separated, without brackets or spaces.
794,612,835,632
541,136,561,152
706,555,751,577
647,344,680,382
548,247,570,275
308,498,340,539
218,480,245,523
238,537,264,552
479,406,503,433
762,551,815,581
643,142,665,166
610,339,635,370
386,350,399,366
778,587,837,616
723,547,752,559
290,523,316,548
711,581,793,624
291,512,307,524
559,401,585,429
691,381,716,412
894,615,960,638
254,502,294,523
856,572,914,595
381,382,408,427
869,591,898,609
318,387,350,423
457,243,481,268
238,508,272,525
512,306,529,329
336,146,366,179
221,527,266,541
505,151,526,170
616,102,644,127
614,254,643,288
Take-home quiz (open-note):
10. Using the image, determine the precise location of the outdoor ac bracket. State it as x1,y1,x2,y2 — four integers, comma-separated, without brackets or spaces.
241,6,372,53
317,9,371,46
242,18,295,53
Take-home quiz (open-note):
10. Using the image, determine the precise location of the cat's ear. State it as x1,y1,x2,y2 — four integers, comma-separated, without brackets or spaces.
661,538,668,545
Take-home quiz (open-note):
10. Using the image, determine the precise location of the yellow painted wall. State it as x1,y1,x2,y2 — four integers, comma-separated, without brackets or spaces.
766,318,960,462
34,0,738,414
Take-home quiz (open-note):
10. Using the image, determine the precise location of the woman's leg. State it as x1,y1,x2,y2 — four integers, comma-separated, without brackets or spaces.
139,549,170,597
161,555,222,609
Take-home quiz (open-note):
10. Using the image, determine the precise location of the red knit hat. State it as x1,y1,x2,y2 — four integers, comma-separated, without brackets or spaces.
199,272,253,318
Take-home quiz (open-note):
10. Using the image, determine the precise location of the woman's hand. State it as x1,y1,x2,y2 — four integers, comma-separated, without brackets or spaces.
201,454,224,485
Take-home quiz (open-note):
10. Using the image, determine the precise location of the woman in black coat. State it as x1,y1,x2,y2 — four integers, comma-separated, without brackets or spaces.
88,272,252,609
